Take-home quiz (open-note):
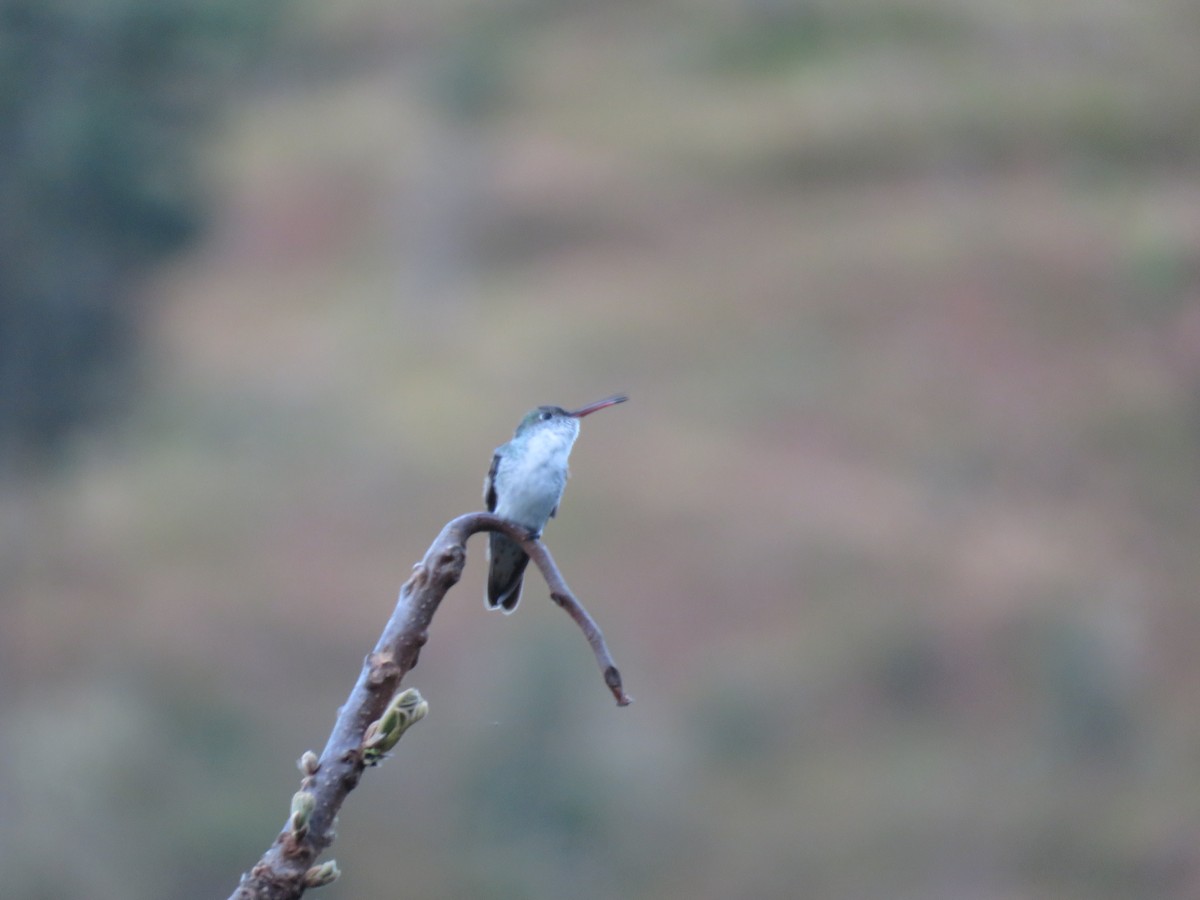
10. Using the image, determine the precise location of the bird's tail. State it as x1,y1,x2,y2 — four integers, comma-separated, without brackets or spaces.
486,531,530,613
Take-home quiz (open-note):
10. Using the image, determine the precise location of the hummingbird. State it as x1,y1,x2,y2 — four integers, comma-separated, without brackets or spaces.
484,394,628,612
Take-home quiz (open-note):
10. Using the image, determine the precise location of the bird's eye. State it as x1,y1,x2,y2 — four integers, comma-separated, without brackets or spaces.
539,411,552,421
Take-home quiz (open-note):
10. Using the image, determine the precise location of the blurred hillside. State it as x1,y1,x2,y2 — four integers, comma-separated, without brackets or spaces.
3,1,1200,899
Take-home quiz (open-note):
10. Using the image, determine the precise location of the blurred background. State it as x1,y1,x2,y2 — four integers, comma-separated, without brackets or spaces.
3,1,1200,898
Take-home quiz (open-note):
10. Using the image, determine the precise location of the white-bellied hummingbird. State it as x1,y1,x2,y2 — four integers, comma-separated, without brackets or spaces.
483,394,628,612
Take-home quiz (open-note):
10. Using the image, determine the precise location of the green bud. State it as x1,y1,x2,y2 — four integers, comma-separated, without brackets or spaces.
362,688,428,765
395,688,430,724
290,791,316,835
304,860,341,888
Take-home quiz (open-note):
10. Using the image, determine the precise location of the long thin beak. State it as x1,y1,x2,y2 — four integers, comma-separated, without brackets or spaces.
568,394,629,418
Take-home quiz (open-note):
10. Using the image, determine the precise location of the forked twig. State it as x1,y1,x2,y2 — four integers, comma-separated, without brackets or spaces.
228,512,629,900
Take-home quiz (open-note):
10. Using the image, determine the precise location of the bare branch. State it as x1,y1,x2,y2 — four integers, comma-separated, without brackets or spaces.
523,538,632,706
228,512,629,900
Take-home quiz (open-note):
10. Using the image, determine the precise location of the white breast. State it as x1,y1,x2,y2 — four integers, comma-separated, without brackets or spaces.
494,426,577,529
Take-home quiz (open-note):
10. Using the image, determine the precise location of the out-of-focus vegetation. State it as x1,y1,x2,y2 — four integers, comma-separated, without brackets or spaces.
0,0,279,462
3,1,1200,898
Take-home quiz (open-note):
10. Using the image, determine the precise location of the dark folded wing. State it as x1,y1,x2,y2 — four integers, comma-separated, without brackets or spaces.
484,451,501,512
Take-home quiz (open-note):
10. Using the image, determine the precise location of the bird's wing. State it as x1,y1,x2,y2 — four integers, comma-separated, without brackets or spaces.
484,451,501,512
